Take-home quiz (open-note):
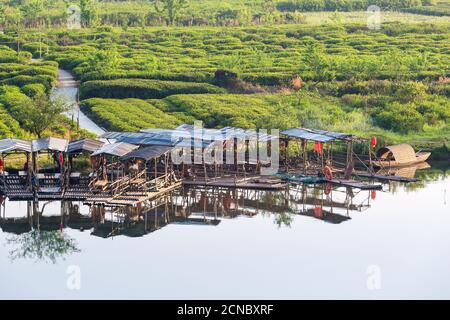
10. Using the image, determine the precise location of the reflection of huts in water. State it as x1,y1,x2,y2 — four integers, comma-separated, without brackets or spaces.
372,144,430,168
0,218,32,234
300,208,351,224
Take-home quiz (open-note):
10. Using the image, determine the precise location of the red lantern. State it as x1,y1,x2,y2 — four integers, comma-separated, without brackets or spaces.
371,190,376,200
314,141,323,153
59,152,64,166
371,136,377,148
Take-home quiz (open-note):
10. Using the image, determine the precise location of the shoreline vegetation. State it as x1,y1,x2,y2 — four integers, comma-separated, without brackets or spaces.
0,0,448,160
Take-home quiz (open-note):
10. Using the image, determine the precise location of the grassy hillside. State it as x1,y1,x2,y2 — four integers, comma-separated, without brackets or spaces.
0,1,447,152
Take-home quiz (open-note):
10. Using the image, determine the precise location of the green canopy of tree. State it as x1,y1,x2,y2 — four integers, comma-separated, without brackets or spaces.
13,91,71,138
150,0,188,25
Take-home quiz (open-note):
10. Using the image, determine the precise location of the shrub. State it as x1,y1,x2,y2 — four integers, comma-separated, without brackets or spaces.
0,104,28,139
21,83,46,97
79,79,226,99
373,102,425,133
80,98,183,131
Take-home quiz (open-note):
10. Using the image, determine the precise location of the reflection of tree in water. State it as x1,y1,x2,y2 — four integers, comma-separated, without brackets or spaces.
257,191,293,228
274,212,293,229
405,168,449,191
6,230,80,264
383,166,448,194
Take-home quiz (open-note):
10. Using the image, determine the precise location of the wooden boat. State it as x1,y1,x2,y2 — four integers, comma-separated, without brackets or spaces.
370,144,431,168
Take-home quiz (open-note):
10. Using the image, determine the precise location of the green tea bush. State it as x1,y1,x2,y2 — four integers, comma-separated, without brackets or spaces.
79,79,226,99
0,104,29,139
80,98,183,131
21,83,47,97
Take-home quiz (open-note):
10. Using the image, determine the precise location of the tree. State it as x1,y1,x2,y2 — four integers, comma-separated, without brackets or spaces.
15,92,70,138
19,0,45,28
150,0,188,26
301,43,335,82
79,0,98,27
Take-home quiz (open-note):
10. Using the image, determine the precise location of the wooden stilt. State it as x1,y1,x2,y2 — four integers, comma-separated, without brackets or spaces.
285,139,289,173
302,139,307,174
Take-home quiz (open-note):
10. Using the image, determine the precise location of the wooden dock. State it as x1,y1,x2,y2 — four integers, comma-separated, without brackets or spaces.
83,182,182,206
183,175,287,190
326,179,383,190
354,172,419,183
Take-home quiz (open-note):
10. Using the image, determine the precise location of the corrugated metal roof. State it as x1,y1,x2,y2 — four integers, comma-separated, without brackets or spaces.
91,142,138,157
304,128,366,142
281,128,335,142
173,124,277,142
101,124,278,150
121,145,174,161
32,137,68,152
0,138,32,153
68,138,105,154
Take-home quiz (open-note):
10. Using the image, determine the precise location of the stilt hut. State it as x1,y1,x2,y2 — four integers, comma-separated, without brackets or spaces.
90,142,138,193
31,137,69,197
0,138,33,199
280,128,368,178
101,123,278,182
120,145,176,191
66,138,105,187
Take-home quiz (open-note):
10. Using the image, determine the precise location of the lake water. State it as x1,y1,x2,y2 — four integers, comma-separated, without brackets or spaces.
0,164,448,299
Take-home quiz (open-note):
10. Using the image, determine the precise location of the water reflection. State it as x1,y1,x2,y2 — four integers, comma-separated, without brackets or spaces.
1,201,80,263
6,230,79,264
1,164,448,264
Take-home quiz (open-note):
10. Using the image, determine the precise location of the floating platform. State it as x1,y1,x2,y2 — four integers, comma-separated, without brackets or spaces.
326,179,383,190
83,182,182,207
275,172,325,184
355,172,419,183
183,175,286,190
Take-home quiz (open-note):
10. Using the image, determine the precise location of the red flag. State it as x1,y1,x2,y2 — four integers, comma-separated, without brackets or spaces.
371,136,377,148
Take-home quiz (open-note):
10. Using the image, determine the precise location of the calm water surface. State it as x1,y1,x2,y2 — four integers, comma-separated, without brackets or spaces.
0,165,448,299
